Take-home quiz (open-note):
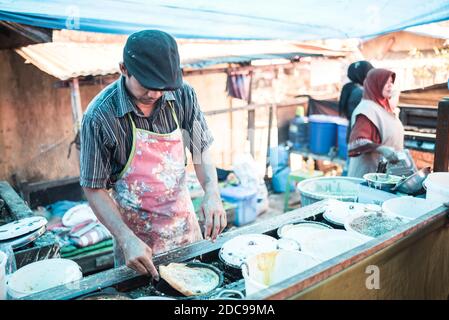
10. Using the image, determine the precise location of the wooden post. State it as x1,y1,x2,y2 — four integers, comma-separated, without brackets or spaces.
69,78,83,135
265,104,274,179
227,95,233,166
247,71,255,157
433,99,449,172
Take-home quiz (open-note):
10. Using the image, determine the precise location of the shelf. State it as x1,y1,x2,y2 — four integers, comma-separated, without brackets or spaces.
290,149,346,166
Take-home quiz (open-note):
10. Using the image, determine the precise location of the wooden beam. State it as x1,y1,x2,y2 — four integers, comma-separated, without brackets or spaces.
0,21,52,49
203,100,308,117
0,181,33,220
183,62,301,77
247,71,255,157
69,78,83,135
433,99,449,172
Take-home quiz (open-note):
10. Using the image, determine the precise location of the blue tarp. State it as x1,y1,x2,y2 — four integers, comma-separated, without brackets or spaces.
1,0,449,40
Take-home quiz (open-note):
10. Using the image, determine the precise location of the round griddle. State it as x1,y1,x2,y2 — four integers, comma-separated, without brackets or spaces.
153,262,224,300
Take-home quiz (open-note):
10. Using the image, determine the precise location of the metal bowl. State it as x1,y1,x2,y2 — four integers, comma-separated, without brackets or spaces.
363,173,402,192
391,167,431,195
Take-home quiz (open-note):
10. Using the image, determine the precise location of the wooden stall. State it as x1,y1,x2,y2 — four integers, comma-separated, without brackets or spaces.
20,199,449,300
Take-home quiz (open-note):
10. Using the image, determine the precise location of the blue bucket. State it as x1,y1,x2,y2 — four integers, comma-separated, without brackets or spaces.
309,115,338,155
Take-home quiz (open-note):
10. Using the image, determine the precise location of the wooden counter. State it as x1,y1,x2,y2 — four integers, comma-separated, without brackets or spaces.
21,200,449,300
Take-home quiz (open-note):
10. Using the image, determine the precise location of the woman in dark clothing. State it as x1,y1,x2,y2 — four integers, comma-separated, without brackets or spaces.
338,60,374,141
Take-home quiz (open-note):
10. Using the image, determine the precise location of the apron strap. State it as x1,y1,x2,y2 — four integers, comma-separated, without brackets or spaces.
127,113,137,132
167,100,180,129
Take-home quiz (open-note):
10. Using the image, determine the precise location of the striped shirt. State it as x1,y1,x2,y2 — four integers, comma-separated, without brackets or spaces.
80,76,214,189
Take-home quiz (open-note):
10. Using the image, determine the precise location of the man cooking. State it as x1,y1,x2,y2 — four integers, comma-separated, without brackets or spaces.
79,30,226,280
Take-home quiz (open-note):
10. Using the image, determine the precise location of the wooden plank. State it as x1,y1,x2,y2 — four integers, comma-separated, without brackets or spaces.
0,181,33,220
0,21,52,49
247,71,255,157
23,202,327,300
69,78,83,135
433,99,449,172
203,101,307,117
249,204,449,299
290,149,346,166
15,241,60,269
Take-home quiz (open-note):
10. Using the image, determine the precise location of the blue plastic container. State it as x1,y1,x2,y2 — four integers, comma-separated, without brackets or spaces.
336,119,349,159
220,186,258,226
308,115,338,155
288,107,309,150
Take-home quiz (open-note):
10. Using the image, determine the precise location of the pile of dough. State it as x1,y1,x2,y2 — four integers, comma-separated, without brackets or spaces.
159,263,220,296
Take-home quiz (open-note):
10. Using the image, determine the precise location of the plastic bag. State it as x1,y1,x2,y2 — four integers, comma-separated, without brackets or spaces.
232,153,269,215
0,244,16,275
0,244,16,300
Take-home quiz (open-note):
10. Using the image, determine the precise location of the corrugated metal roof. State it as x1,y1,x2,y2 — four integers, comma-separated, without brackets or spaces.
15,41,349,80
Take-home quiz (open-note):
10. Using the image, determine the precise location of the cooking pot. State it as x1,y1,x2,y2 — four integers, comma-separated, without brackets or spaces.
391,167,431,195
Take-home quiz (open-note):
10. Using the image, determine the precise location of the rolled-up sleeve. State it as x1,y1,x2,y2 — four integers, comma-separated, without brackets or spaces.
79,115,112,189
181,85,214,157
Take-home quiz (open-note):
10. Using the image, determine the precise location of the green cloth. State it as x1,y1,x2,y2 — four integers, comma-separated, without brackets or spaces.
61,239,113,258
63,245,114,260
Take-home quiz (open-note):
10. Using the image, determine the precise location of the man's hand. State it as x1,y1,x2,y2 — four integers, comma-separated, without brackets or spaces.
377,146,399,164
201,191,227,241
120,235,159,280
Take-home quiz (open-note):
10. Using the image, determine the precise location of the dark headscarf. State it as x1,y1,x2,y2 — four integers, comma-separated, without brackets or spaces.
363,68,396,112
339,60,374,118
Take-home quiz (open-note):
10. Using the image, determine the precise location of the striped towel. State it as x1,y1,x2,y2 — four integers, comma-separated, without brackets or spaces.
69,220,112,248
61,239,114,258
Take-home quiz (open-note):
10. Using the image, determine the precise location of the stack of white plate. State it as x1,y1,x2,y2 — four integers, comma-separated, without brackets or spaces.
323,199,381,226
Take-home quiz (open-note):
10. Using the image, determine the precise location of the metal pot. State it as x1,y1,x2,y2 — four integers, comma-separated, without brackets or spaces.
391,167,431,195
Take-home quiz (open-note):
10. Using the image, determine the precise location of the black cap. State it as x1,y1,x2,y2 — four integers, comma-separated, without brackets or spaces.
123,30,182,90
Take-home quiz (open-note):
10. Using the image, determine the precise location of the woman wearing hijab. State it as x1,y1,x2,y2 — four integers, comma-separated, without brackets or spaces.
347,68,404,178
338,60,374,141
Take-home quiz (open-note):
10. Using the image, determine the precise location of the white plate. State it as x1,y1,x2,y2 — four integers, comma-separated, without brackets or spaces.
7,258,82,298
277,221,331,238
279,223,332,245
297,229,372,261
219,234,278,268
382,197,441,220
322,212,344,226
62,204,97,227
0,217,47,241
323,200,381,226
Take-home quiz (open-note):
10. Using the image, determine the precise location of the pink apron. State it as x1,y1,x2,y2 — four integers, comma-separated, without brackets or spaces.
111,102,202,264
